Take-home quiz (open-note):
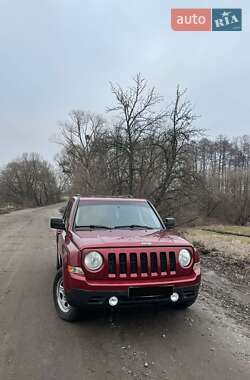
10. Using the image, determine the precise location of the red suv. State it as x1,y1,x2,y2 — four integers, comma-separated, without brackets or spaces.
50,196,201,321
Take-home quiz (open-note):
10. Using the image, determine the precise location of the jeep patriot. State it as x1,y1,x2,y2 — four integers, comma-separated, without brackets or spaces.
50,196,201,321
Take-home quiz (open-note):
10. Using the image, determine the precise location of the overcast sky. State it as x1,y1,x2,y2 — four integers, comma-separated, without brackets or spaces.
0,0,249,165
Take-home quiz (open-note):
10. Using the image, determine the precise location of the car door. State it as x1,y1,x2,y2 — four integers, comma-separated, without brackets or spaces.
57,199,74,266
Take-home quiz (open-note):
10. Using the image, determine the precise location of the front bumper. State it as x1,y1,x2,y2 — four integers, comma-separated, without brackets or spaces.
65,283,200,308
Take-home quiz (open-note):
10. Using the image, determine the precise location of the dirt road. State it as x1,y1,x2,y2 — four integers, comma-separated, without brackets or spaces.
0,205,249,380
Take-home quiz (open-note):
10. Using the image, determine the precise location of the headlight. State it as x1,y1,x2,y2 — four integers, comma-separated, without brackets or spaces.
84,251,103,271
179,249,191,268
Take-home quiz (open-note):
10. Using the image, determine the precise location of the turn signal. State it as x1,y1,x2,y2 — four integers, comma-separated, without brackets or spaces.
193,262,201,276
67,265,84,274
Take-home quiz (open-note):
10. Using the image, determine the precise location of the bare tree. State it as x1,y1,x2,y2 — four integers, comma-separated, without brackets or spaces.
150,86,200,207
108,73,167,194
56,111,109,195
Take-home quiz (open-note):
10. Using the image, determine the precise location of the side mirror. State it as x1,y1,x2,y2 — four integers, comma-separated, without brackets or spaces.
164,217,176,229
50,218,65,230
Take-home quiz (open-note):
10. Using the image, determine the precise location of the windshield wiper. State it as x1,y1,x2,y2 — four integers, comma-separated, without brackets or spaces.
114,224,154,230
75,224,155,230
75,225,112,230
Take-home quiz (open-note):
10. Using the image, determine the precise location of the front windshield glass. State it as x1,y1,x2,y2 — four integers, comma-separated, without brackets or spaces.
74,201,162,229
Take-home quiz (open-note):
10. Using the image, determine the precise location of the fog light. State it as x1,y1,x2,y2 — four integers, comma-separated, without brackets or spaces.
109,296,118,307
170,292,179,302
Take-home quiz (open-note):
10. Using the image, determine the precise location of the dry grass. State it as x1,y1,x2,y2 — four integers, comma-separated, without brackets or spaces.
202,224,250,236
183,227,250,260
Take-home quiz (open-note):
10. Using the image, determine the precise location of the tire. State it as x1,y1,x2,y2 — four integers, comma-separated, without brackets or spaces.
53,268,80,322
172,298,197,309
56,253,60,269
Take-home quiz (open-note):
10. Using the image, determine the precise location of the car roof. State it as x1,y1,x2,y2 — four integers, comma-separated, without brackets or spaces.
77,197,147,202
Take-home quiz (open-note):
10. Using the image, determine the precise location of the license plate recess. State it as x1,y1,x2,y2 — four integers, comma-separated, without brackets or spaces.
129,286,173,298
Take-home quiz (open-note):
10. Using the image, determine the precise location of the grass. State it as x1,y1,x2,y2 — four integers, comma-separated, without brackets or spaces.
201,224,250,237
182,227,250,260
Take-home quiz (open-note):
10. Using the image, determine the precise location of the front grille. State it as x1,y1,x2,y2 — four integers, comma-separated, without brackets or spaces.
107,249,177,278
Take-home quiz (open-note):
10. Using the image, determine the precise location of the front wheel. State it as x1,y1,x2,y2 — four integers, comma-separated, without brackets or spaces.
56,253,60,269
53,269,80,322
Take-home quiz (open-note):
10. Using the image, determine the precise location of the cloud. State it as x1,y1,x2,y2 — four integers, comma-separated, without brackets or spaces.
0,0,249,163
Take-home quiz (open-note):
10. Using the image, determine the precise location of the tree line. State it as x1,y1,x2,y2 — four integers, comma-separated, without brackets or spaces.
0,74,249,225
0,153,61,208
191,135,250,225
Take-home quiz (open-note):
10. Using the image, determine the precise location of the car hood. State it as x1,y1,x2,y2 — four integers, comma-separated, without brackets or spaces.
72,229,192,250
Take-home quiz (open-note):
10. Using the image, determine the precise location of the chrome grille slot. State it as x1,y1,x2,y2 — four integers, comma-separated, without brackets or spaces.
140,253,147,273
130,253,137,273
108,253,116,274
169,251,176,272
119,253,127,274
160,252,167,272
150,252,157,272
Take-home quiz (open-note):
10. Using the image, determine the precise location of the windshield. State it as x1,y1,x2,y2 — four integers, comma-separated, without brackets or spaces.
74,201,162,229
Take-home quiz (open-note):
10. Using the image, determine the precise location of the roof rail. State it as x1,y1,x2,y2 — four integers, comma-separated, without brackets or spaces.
108,195,134,198
74,194,134,199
